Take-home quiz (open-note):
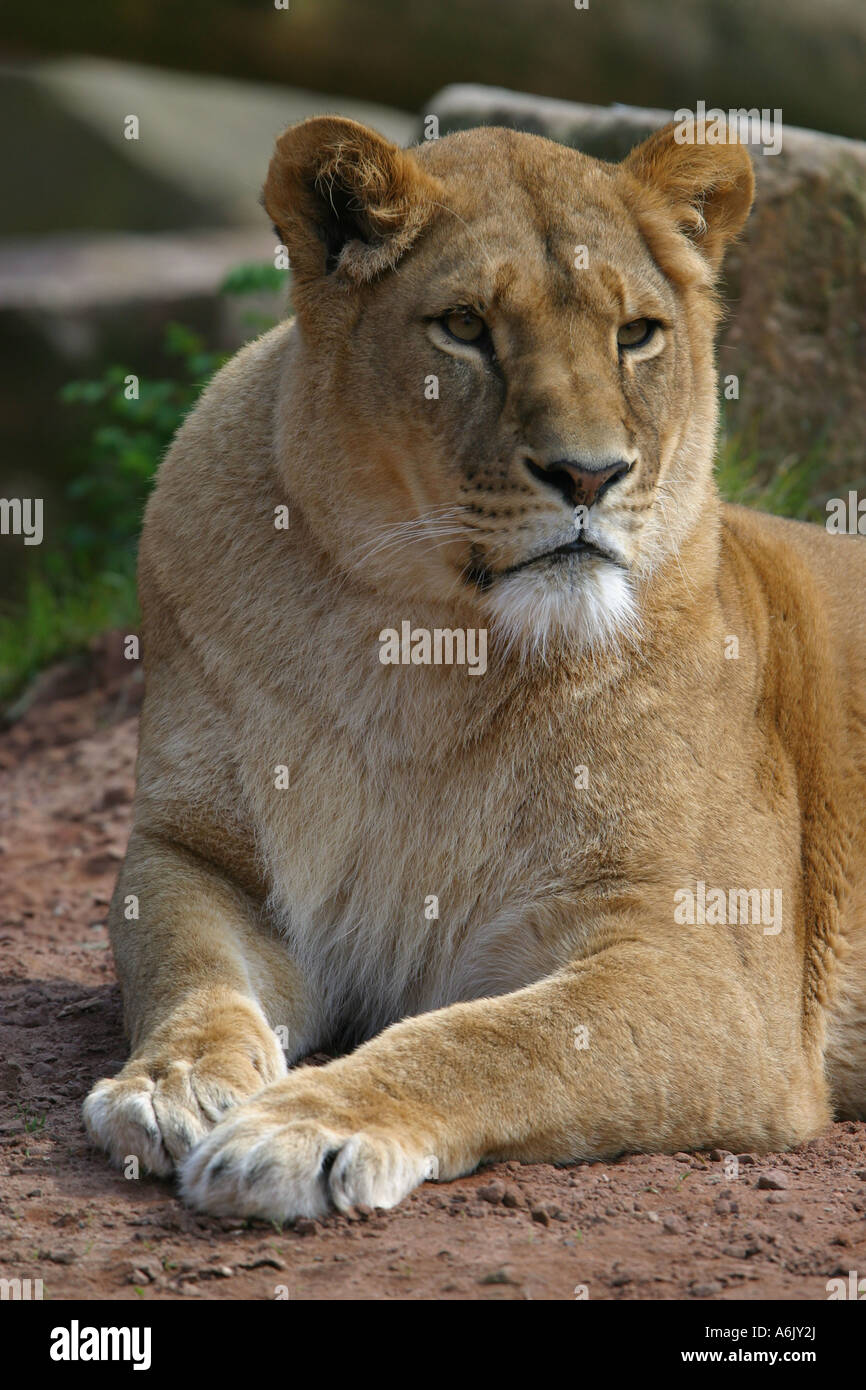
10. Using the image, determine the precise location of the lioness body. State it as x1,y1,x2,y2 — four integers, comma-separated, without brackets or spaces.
84,119,866,1217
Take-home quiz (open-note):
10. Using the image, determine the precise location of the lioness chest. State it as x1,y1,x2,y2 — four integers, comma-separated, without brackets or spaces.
261,751,590,1040
238,675,789,1047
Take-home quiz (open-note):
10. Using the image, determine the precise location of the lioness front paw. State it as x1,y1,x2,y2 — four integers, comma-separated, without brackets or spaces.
83,1005,287,1175
178,1078,438,1220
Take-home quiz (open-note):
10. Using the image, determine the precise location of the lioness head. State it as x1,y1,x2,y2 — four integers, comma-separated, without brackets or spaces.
264,117,754,656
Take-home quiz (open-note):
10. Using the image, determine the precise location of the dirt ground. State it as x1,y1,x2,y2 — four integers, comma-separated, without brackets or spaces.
1,640,865,1302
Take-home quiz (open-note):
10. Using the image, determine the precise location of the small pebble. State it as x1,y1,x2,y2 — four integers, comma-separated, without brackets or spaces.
478,1266,518,1285
477,1181,506,1205
756,1170,788,1190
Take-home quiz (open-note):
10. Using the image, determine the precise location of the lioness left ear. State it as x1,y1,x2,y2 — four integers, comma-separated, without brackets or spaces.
622,121,755,272
264,116,440,286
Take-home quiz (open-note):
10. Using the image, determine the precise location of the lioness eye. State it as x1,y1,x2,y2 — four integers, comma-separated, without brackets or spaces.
617,318,655,348
444,308,486,343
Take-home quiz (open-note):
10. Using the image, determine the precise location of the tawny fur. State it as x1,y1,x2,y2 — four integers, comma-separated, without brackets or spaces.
83,118,866,1221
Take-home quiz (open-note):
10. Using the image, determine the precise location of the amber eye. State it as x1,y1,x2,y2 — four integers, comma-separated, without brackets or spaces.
617,317,656,349
444,308,486,343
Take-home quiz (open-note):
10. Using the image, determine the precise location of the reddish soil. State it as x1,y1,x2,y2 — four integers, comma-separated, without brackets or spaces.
2,639,865,1302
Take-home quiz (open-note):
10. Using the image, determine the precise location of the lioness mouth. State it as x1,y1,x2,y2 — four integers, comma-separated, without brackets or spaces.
508,534,619,574
464,535,619,591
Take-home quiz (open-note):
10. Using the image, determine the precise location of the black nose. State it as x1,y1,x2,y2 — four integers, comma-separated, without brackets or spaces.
525,457,632,508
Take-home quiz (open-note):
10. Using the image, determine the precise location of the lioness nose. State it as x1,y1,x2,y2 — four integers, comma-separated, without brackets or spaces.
526,457,632,508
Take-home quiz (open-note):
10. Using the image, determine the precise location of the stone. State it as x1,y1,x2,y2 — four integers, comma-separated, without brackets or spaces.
479,1266,519,1285
756,1170,789,1190
477,1181,506,1205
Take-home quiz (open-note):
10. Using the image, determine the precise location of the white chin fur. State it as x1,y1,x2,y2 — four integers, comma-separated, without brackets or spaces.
483,556,640,662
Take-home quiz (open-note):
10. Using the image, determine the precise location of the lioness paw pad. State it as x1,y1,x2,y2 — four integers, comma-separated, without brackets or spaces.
179,1108,435,1221
83,1040,287,1175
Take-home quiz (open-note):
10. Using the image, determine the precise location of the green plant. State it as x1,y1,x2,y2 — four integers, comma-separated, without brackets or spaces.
0,265,282,707
715,412,828,523
16,1105,47,1134
59,321,228,563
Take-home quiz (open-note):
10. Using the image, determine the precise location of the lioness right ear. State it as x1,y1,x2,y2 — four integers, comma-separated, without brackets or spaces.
264,116,440,287
622,121,755,274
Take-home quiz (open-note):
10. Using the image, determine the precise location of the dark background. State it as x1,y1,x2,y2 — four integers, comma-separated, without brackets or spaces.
4,0,866,140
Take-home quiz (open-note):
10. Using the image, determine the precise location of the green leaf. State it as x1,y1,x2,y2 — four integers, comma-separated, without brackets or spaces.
220,261,287,296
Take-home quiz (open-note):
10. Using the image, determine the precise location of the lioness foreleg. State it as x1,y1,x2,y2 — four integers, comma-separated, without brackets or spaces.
83,831,311,1175
180,938,829,1218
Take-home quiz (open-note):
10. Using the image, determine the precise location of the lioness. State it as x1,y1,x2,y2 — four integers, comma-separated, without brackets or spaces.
84,116,866,1219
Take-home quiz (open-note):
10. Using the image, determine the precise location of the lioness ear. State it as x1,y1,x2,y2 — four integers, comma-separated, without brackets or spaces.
622,121,755,272
264,116,439,285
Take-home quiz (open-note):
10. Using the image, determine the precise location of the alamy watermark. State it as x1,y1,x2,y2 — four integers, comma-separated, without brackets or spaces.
826,1270,866,1299
673,102,783,156
379,621,487,675
0,497,43,545
49,1321,151,1369
826,491,865,535
674,881,782,935
1,1276,43,1299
